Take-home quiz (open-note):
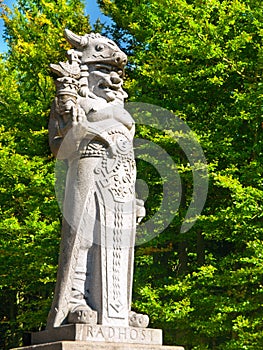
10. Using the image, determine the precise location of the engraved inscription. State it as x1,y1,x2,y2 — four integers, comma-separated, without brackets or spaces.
85,325,160,344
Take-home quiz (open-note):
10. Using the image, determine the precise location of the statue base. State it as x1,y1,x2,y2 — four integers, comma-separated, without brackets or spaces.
31,324,162,345
12,341,184,350
11,324,184,350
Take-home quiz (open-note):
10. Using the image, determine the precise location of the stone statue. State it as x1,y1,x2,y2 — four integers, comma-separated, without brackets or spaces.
47,30,148,330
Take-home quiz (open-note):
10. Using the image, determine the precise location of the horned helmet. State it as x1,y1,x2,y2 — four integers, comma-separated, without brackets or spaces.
64,29,127,70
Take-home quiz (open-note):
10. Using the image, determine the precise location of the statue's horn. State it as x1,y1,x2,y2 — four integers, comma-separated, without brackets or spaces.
64,29,89,48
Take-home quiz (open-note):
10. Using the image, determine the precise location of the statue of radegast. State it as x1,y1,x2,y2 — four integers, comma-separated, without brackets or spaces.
22,29,184,350
48,29,148,329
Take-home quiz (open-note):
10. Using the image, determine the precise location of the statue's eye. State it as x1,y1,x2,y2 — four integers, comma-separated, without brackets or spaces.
100,67,111,74
96,44,104,51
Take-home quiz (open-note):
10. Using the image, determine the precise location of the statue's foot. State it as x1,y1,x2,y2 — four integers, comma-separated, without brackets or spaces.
129,311,149,328
68,304,97,324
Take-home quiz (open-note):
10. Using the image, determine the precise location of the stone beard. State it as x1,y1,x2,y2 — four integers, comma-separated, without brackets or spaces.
47,30,148,330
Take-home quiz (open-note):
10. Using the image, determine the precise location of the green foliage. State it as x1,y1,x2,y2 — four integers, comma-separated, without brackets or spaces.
0,0,263,349
0,1,91,348
99,0,263,348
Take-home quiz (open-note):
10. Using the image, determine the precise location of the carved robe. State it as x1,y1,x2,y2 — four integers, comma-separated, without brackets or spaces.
47,112,137,328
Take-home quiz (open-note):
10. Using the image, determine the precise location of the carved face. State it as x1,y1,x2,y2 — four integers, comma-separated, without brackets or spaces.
87,63,124,102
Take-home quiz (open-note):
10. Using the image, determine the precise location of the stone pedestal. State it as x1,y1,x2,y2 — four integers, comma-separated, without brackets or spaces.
31,325,162,345
13,341,184,350
11,324,184,350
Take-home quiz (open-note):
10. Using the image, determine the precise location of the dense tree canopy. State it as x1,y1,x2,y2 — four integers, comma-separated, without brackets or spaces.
0,0,263,349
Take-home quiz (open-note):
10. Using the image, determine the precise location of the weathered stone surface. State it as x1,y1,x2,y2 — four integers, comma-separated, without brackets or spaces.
47,29,148,330
12,341,185,350
32,325,162,345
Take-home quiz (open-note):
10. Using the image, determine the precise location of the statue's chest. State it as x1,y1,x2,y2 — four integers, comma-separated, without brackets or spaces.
95,130,136,203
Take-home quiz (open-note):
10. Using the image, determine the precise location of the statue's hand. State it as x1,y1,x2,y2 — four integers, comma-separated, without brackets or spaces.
136,199,146,225
70,106,94,142
69,106,121,157
72,105,85,125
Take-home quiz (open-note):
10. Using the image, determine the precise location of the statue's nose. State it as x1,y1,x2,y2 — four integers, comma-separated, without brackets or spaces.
110,72,122,85
112,52,127,67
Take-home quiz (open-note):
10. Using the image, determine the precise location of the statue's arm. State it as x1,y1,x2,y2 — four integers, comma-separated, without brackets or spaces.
48,100,65,158
49,100,119,159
